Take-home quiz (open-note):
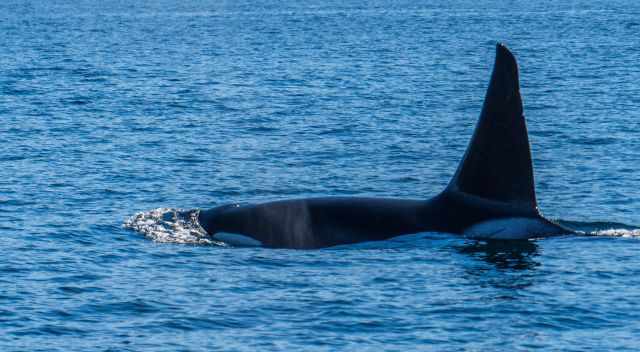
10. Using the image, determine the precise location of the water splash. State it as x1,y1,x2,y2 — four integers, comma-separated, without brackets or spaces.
123,208,225,245
591,228,640,238
558,220,640,238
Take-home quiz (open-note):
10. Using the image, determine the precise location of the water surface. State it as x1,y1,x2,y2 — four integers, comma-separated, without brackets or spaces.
2,0,640,350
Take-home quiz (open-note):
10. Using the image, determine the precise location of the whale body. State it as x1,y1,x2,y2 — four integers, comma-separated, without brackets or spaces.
198,44,571,249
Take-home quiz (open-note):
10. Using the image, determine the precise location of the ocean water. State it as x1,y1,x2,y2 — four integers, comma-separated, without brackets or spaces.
2,0,640,350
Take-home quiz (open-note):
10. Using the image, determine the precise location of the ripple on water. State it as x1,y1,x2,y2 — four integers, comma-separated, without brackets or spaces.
4,1,640,351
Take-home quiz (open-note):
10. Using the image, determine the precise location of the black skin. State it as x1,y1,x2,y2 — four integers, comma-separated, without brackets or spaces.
198,44,572,249
198,192,567,249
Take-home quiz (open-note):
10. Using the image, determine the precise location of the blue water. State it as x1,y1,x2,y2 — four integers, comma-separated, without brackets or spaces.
2,0,640,350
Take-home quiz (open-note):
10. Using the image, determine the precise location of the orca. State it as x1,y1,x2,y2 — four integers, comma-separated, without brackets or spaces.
198,43,572,249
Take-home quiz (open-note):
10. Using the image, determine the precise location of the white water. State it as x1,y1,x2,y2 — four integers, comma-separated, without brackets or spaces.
592,228,640,238
123,208,225,245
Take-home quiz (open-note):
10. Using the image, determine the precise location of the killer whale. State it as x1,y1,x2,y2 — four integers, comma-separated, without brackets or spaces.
198,43,571,248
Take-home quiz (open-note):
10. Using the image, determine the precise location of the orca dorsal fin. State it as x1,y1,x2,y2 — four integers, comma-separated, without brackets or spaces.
447,43,538,211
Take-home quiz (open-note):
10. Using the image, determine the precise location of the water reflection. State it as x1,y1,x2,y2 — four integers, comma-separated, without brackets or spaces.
453,239,542,292
455,239,540,271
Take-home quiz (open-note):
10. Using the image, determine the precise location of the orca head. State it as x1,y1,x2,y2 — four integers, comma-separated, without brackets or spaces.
441,43,570,239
